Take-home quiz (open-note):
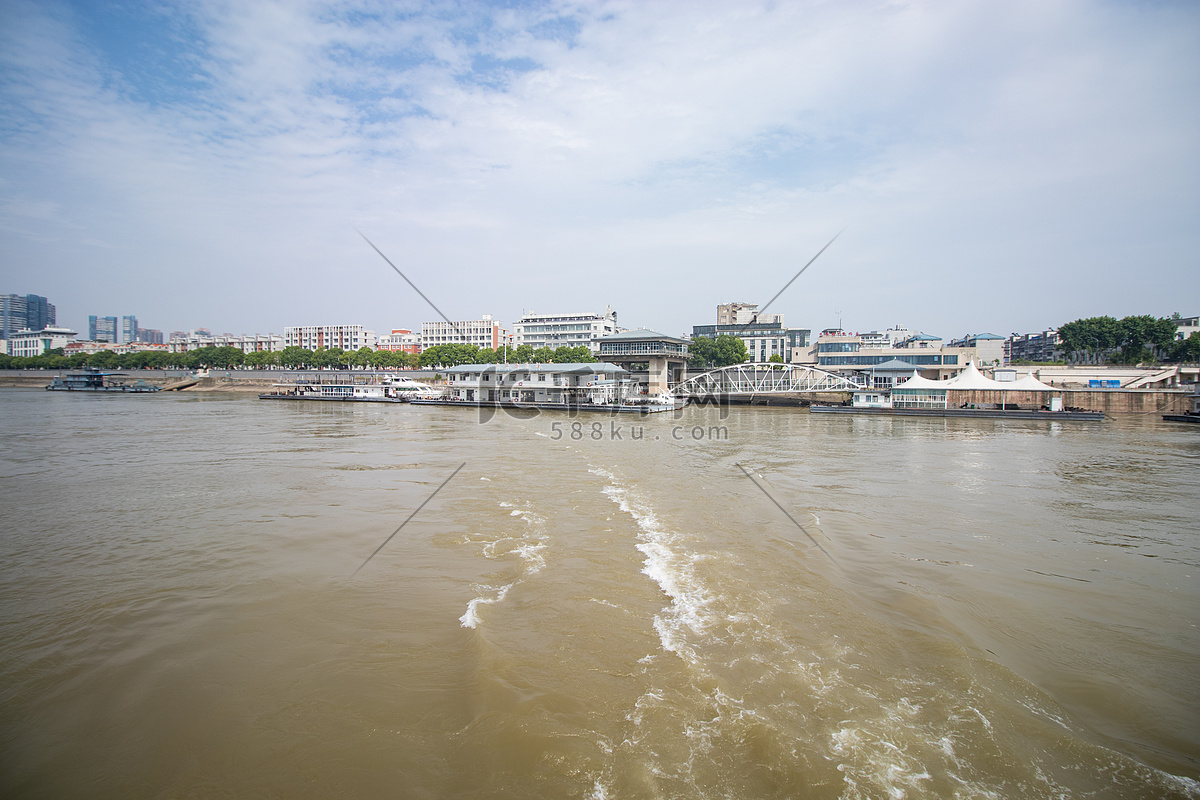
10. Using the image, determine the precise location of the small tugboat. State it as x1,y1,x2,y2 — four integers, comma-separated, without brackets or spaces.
46,369,161,393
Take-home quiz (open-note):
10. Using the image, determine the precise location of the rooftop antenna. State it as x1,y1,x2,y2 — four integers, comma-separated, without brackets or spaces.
836,310,843,331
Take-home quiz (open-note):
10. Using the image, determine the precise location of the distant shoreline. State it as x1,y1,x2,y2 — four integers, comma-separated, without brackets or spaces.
0,375,272,393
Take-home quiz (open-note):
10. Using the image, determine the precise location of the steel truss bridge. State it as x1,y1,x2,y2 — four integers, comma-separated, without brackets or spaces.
674,364,865,397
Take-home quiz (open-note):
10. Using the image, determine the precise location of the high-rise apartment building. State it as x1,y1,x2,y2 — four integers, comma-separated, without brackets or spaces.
121,315,138,344
89,315,119,343
1,293,56,338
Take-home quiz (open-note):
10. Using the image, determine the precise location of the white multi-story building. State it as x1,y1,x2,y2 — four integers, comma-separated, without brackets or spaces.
170,333,284,353
284,325,375,351
6,326,77,357
421,315,504,350
512,307,618,353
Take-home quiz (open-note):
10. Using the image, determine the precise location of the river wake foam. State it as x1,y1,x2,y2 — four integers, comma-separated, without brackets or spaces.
589,466,716,663
459,501,548,629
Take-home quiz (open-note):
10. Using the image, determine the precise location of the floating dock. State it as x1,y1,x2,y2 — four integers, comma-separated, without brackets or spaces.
409,398,685,414
809,405,1104,421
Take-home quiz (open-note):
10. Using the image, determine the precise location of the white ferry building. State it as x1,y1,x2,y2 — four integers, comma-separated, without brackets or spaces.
441,363,633,405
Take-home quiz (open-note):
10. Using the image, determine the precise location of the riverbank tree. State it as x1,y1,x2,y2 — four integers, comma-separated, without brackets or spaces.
688,335,749,369
1057,314,1189,364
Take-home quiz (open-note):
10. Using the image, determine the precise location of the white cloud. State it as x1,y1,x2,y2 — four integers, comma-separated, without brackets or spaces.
1,0,1197,337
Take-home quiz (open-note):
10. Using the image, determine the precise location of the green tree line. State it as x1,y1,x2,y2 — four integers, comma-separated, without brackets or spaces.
1057,314,1199,364
0,343,603,371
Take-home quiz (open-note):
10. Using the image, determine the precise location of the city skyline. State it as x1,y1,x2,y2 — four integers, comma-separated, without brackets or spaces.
2,1,1197,340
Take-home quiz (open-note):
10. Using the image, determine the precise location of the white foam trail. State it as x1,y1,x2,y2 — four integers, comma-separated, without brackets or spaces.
459,500,548,628
459,583,513,629
590,466,715,662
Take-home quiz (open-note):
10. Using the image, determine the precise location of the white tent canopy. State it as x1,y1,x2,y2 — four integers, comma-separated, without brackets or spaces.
1008,372,1057,392
893,374,949,390
894,362,1059,393
943,361,1007,390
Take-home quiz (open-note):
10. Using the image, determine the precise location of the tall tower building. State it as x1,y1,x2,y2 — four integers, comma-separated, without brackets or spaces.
121,315,138,344
1,293,55,337
89,315,119,343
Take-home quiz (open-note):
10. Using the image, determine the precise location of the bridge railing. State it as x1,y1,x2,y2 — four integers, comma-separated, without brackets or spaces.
674,364,866,396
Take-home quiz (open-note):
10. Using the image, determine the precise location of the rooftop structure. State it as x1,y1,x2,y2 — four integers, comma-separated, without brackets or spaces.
598,329,689,394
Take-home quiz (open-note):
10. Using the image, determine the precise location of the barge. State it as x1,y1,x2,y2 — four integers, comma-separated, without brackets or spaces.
1162,387,1200,424
428,362,686,413
810,363,1104,421
47,370,161,393
810,404,1104,421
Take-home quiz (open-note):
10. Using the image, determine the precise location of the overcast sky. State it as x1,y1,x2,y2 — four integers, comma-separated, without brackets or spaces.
1,0,1197,341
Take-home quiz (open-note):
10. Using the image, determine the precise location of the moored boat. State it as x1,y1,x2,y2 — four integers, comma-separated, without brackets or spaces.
47,369,161,393
1162,386,1200,423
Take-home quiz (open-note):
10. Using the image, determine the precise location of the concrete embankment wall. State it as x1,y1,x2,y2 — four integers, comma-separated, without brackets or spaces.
948,388,1191,414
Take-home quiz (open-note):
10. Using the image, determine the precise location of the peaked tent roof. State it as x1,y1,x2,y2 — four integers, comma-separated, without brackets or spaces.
943,361,1008,390
1009,372,1057,391
894,363,1061,392
893,374,949,390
